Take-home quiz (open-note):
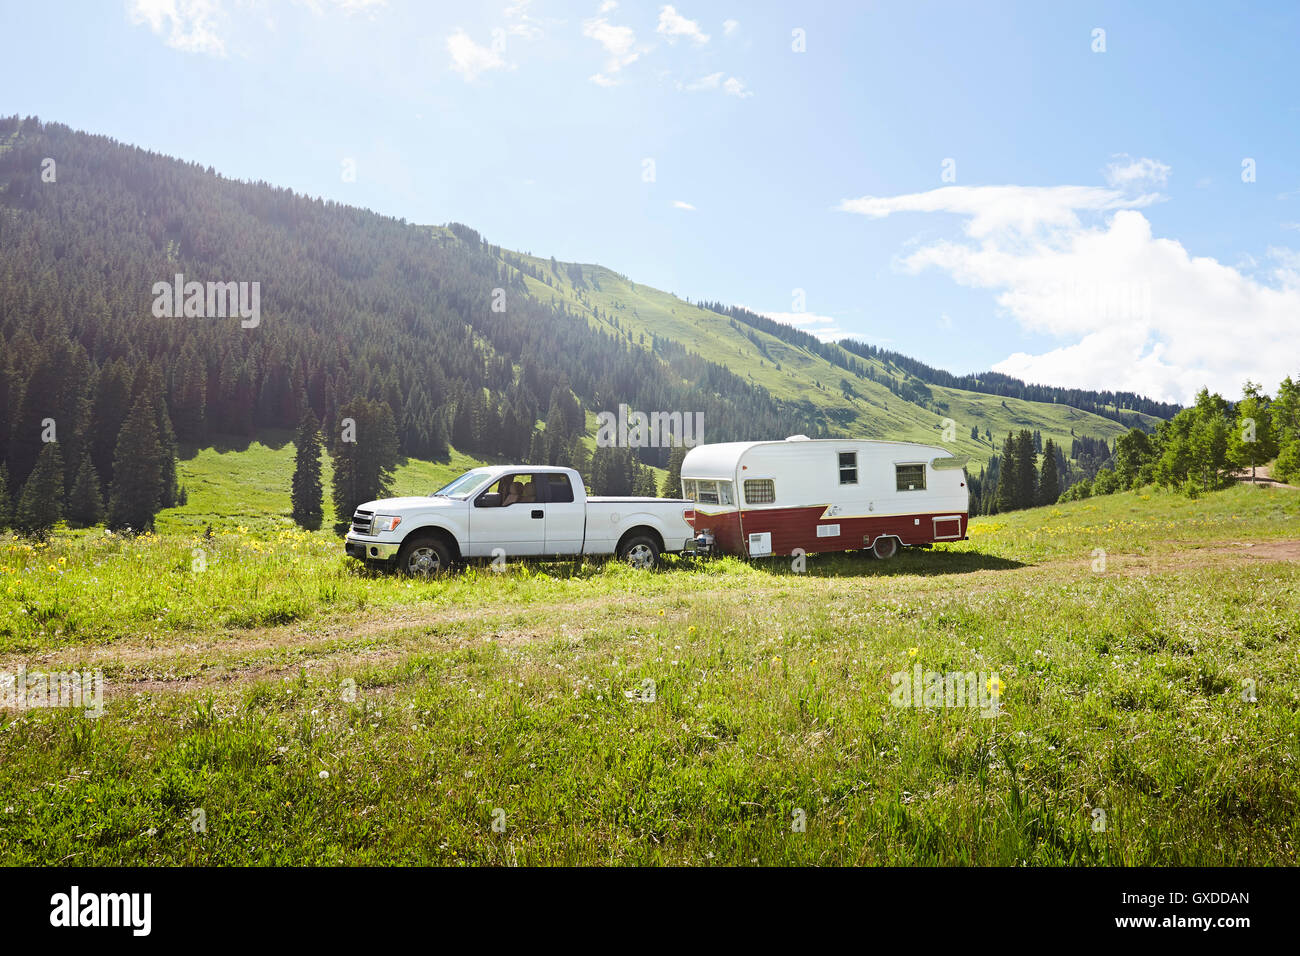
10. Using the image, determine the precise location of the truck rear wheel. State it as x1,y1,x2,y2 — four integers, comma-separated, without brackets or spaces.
618,535,660,570
397,535,453,577
871,535,899,560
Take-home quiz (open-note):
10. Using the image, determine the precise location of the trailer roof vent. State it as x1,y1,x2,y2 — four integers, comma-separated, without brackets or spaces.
786,434,810,441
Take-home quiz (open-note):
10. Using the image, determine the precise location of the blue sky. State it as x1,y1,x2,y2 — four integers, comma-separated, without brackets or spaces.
3,0,1299,404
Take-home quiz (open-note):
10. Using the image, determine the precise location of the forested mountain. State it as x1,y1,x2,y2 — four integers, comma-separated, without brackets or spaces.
0,115,1176,525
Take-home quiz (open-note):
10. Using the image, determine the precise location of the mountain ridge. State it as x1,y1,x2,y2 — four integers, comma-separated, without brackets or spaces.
0,116,1169,506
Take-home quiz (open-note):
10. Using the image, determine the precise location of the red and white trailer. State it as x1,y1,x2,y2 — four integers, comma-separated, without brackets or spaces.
680,436,969,559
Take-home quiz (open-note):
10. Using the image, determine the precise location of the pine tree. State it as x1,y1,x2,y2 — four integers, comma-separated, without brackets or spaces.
633,462,658,497
329,398,400,526
67,454,105,527
16,442,64,538
995,434,1019,513
0,464,12,530
107,394,165,532
1015,430,1038,509
660,445,686,497
291,408,324,528
1038,439,1060,505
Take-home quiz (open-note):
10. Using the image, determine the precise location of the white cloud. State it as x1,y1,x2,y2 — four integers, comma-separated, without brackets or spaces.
840,175,1300,403
313,0,387,12
1104,154,1171,188
723,18,739,35
657,5,709,44
504,0,546,40
446,29,509,81
680,71,721,91
129,0,388,55
722,76,751,98
839,185,1161,239
679,71,751,97
583,14,639,85
128,0,228,56
598,0,618,11
671,200,696,210
745,307,844,342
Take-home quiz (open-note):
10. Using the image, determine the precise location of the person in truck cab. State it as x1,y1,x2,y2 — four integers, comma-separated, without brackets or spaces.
502,480,523,506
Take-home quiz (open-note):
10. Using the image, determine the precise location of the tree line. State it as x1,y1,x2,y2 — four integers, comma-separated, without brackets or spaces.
970,378,1297,515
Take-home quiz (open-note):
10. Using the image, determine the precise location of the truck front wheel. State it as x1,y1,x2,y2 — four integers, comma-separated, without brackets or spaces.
397,535,454,577
618,535,660,570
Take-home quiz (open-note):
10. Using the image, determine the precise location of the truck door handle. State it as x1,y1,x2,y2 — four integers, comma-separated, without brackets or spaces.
531,510,544,519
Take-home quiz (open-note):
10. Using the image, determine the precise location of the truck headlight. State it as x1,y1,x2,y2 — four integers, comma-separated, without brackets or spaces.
373,515,402,533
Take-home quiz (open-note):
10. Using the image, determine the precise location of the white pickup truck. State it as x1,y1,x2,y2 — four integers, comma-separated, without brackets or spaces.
344,465,696,574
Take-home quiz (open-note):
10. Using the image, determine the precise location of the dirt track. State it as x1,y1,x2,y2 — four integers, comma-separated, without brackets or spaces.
7,541,1300,701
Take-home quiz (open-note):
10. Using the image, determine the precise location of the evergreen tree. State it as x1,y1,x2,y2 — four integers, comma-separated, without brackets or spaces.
107,394,165,532
1014,429,1038,509
0,463,12,530
329,398,400,527
1038,438,1060,505
67,454,105,527
660,445,687,497
633,463,658,497
16,442,64,537
291,407,324,528
994,434,1019,513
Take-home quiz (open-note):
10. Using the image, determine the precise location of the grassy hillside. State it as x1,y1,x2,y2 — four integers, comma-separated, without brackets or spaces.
164,433,493,536
488,243,1143,473
2,482,1296,865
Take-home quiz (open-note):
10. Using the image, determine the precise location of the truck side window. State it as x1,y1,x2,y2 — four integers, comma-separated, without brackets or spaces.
838,452,858,485
544,474,574,503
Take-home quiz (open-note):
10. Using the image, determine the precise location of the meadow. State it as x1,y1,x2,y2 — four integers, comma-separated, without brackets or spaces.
1,475,1297,865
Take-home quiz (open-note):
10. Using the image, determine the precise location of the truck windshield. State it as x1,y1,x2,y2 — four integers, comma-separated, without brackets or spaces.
432,471,494,499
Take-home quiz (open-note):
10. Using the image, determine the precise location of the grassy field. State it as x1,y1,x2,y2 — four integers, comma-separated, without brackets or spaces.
1,472,1297,865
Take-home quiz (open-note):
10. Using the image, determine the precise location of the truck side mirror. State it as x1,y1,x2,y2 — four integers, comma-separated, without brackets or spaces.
475,492,502,508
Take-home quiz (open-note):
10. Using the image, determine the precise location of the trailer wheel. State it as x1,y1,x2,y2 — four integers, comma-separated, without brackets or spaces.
618,535,660,570
397,535,453,577
871,535,899,560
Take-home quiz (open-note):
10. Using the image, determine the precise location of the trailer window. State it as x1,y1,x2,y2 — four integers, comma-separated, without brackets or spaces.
744,479,775,504
838,452,858,485
682,479,697,500
896,463,926,491
690,480,734,505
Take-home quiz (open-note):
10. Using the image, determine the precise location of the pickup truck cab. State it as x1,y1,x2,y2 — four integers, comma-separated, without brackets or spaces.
344,465,696,575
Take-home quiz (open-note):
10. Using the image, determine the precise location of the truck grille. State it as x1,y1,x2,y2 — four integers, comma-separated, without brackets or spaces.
351,509,374,535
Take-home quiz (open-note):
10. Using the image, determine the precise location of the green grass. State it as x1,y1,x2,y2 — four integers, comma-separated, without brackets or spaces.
2,481,1297,864
164,432,490,535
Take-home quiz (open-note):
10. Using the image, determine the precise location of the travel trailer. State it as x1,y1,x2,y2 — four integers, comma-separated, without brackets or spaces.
679,436,969,559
